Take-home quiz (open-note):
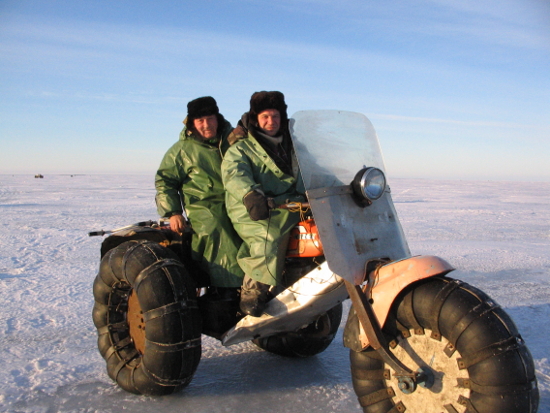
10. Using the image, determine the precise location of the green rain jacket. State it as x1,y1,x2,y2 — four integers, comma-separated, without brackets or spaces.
155,120,244,288
221,117,305,286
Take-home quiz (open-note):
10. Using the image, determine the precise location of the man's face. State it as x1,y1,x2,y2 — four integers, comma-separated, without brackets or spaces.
193,115,218,139
257,109,281,137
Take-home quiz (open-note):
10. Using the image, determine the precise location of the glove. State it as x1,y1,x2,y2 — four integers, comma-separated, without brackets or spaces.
243,190,270,221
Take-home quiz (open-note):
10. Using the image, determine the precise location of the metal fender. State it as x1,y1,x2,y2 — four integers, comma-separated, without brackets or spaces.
357,255,454,349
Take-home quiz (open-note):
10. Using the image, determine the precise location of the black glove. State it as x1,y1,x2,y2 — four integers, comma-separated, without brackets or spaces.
243,190,270,221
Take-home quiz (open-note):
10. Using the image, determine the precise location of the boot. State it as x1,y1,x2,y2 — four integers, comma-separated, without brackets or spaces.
198,287,241,338
205,286,240,302
240,275,271,317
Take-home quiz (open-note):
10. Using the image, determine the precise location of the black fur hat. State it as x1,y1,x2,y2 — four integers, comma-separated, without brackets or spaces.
249,91,288,122
187,96,219,122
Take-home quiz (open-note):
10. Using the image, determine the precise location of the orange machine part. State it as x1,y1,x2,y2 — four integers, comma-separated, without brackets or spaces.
286,219,324,258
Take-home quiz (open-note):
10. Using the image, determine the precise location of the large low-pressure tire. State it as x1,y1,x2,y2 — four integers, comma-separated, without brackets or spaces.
253,303,343,357
349,276,539,413
92,240,202,395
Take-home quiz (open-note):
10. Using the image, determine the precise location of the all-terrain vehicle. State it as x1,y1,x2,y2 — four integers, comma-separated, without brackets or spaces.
90,110,538,412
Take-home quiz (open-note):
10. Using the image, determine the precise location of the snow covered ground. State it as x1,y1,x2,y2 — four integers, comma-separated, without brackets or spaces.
1,174,549,413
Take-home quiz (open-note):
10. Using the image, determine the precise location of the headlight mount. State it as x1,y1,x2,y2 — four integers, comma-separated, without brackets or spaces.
351,167,386,207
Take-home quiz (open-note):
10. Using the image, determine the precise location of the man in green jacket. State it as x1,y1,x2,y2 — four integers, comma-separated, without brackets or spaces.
222,91,305,317
155,96,244,294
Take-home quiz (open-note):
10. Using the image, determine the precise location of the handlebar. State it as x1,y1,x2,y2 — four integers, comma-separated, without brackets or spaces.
88,220,162,237
277,202,310,210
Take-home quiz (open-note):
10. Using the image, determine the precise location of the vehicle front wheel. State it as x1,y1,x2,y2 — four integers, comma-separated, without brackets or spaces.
348,276,539,413
253,303,343,357
92,240,202,395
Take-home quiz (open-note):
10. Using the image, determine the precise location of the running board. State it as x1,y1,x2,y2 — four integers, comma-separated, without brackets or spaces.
221,261,348,346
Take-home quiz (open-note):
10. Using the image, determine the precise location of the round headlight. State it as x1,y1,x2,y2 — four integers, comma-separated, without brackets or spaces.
351,167,386,206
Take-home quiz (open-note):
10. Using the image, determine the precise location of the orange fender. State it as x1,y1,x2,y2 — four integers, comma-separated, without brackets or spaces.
358,255,454,348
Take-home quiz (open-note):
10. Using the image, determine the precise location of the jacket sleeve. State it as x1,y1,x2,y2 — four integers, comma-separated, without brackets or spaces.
155,143,187,217
221,142,261,202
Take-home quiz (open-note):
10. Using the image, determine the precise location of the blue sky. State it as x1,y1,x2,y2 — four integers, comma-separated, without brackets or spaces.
1,0,549,181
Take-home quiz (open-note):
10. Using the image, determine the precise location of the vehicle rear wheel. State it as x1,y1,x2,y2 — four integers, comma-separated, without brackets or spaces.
92,240,202,395
349,276,539,413
253,303,343,357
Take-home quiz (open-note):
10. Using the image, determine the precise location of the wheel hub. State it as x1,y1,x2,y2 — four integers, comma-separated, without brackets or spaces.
127,290,146,355
388,329,470,411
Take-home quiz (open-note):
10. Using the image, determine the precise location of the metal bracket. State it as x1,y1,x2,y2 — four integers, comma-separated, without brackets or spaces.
345,281,427,393
306,185,353,200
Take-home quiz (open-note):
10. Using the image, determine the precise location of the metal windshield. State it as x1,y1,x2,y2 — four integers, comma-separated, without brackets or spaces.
290,110,410,284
